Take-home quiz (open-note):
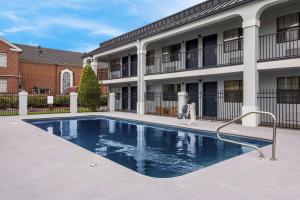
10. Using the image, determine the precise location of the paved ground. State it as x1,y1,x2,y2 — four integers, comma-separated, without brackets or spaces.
0,112,300,200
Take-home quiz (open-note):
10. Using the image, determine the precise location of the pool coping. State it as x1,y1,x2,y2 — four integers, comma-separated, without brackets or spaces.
23,114,274,143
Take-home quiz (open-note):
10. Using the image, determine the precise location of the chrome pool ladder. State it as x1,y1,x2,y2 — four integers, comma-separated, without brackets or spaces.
216,111,277,161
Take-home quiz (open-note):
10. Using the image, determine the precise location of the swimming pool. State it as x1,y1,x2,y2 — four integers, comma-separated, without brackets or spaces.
26,116,270,178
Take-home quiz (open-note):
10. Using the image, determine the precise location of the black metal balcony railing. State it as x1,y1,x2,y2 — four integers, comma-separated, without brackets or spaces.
259,28,300,61
97,62,138,80
146,40,243,75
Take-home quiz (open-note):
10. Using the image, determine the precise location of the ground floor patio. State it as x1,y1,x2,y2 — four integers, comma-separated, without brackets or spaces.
0,112,299,200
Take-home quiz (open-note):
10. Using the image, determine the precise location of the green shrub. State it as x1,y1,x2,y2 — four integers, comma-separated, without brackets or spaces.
0,98,10,109
28,96,47,108
9,97,18,108
54,96,70,107
78,64,101,111
0,96,18,109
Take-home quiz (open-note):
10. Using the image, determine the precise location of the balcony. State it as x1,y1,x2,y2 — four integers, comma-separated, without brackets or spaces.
146,40,244,76
97,62,138,80
259,29,300,62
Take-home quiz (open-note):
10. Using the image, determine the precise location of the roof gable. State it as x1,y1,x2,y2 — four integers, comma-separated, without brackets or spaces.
0,37,22,52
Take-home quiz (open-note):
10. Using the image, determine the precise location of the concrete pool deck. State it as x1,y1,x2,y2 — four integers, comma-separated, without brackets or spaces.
0,112,299,200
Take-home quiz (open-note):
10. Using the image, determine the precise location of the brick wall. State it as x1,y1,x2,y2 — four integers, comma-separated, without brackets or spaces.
19,61,82,95
0,40,20,93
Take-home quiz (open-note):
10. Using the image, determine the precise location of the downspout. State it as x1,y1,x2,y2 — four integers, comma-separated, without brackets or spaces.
55,63,58,95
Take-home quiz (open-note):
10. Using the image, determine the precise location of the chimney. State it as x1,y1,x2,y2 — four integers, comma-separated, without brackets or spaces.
38,45,43,56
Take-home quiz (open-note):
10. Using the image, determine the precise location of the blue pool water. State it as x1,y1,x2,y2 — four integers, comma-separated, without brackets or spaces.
26,116,270,178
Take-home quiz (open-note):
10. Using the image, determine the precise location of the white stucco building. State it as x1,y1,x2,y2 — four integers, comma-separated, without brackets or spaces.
83,0,300,128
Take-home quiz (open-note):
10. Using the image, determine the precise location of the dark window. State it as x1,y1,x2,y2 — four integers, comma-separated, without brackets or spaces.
146,50,155,66
110,59,120,72
277,13,300,43
162,43,181,63
162,84,178,101
146,85,155,101
277,77,300,104
224,80,243,103
32,87,51,95
223,28,243,53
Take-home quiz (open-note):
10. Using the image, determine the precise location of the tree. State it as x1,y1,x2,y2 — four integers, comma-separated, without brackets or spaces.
78,64,101,111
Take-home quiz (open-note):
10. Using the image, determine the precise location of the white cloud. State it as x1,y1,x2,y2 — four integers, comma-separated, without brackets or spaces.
44,17,124,37
71,43,99,53
3,26,35,33
0,32,5,36
0,13,124,38
1,11,19,21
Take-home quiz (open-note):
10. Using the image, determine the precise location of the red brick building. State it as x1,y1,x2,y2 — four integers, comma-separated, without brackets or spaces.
0,37,83,94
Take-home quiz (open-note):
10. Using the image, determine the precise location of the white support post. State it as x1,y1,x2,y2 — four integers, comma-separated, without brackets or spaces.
109,93,116,112
137,42,147,115
189,103,196,126
178,92,187,114
18,91,28,116
70,92,78,114
242,19,260,127
91,59,98,75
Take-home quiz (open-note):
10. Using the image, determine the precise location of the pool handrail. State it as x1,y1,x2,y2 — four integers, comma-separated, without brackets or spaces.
216,111,277,161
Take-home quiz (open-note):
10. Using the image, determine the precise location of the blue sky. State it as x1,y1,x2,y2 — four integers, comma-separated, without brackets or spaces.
0,0,203,53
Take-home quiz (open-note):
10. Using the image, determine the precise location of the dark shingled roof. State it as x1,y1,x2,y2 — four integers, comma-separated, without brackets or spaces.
84,0,256,58
15,44,83,67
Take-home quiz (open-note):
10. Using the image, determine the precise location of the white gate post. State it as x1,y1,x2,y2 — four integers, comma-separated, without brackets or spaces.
109,93,116,112
70,92,78,114
178,92,187,114
19,91,28,116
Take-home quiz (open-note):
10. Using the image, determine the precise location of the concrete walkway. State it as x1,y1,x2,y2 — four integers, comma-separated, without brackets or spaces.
0,112,300,200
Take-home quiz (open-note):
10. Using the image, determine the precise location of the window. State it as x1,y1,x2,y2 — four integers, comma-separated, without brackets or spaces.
223,28,243,53
277,77,300,104
146,50,155,66
60,69,73,95
146,85,155,101
0,79,7,93
32,87,50,94
224,80,243,103
277,13,300,43
162,43,181,63
162,84,179,101
110,58,121,72
0,53,7,67
62,72,71,94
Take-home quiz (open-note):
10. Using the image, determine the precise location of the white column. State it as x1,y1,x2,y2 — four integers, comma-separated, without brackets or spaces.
109,93,116,112
70,92,78,114
181,41,186,70
137,46,147,115
91,59,98,75
242,19,260,127
18,91,28,116
178,92,187,114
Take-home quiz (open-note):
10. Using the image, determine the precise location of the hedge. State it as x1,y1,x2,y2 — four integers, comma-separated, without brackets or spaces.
28,95,70,108
0,96,18,109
